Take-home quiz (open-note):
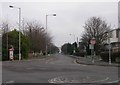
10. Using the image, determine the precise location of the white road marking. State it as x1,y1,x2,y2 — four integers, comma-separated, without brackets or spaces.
107,80,119,83
5,80,14,83
92,77,109,83
48,76,118,83
48,76,71,83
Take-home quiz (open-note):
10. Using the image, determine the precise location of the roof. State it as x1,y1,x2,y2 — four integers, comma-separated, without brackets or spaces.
110,28,120,32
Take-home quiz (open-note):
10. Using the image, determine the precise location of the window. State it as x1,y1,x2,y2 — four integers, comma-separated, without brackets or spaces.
116,29,120,38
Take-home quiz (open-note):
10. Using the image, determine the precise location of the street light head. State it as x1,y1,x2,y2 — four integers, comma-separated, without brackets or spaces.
53,14,56,16
9,5,14,8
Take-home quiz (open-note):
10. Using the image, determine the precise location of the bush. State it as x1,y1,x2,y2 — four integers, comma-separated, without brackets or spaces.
2,48,9,61
14,54,19,60
100,51,120,63
73,52,85,57
2,30,30,61
100,51,109,62
115,57,120,63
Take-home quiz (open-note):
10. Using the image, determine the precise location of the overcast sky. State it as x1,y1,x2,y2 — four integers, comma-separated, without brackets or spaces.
1,0,119,47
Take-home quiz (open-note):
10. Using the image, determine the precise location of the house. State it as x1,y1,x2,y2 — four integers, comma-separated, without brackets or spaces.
104,28,120,52
109,28,120,43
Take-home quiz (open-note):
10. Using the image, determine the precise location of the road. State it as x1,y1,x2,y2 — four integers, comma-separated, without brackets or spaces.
2,54,119,84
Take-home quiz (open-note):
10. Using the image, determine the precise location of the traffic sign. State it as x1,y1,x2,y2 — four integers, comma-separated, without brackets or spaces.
89,44,94,49
90,38,96,45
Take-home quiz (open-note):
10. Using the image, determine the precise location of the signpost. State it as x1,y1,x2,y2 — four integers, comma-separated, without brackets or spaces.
9,47,14,61
90,39,96,45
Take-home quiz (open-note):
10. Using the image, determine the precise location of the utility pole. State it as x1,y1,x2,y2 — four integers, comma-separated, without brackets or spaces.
9,6,21,60
108,32,111,64
70,34,76,53
45,14,56,55
6,24,8,59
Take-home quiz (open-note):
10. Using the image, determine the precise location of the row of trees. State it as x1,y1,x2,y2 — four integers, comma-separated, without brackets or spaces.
61,42,87,57
61,43,75,55
61,17,111,56
2,20,59,61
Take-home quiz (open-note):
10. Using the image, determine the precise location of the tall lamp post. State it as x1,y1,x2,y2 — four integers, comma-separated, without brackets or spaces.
104,31,111,64
108,32,111,64
9,5,21,60
99,31,112,64
70,34,76,53
46,14,56,55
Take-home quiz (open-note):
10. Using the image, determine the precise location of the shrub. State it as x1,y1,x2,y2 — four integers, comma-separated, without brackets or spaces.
2,30,30,61
14,54,19,60
2,48,9,61
73,51,85,57
100,51,120,63
115,57,120,63
100,51,109,62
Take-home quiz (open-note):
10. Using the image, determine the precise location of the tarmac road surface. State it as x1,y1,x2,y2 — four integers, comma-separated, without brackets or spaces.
2,54,119,84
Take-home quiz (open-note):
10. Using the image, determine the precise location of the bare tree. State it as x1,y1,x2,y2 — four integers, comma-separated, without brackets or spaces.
23,21,52,54
2,22,10,58
81,17,111,54
2,22,10,34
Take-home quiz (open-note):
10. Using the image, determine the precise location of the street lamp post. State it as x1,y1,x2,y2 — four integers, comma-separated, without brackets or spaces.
108,32,111,64
70,34,76,53
9,5,21,60
99,31,111,64
45,14,56,55
103,31,111,64
97,31,112,64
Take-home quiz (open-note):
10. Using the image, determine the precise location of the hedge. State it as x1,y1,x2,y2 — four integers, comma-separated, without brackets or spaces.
73,52,85,57
100,51,120,63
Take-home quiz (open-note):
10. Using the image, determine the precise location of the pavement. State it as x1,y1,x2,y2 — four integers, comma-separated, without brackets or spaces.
70,55,120,67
